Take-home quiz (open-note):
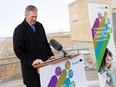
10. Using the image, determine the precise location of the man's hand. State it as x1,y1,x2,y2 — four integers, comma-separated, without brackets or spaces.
50,56,57,60
32,59,44,66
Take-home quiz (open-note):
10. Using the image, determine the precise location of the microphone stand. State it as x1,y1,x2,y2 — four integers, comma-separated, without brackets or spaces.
61,49,70,57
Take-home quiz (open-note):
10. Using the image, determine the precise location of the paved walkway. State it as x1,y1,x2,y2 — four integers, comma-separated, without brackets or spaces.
0,78,99,87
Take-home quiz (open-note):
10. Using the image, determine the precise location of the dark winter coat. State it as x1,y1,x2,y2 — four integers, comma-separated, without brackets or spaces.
13,19,54,87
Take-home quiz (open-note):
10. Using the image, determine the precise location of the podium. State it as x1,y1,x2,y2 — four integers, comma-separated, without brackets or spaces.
34,54,88,87
34,54,77,73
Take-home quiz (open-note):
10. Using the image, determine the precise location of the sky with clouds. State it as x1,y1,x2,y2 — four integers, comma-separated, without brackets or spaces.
0,0,75,37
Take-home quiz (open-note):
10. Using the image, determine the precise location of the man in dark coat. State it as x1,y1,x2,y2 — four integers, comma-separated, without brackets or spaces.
13,5,56,87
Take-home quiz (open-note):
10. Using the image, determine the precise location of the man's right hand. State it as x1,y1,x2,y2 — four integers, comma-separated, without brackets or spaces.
32,59,44,66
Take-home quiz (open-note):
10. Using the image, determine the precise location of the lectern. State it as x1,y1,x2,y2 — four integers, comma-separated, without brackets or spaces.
34,54,88,87
34,54,77,73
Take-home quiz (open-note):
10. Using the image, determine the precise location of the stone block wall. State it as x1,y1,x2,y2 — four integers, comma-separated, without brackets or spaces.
0,63,22,82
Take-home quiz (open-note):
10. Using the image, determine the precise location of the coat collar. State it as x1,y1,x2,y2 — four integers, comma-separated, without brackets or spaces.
23,19,37,36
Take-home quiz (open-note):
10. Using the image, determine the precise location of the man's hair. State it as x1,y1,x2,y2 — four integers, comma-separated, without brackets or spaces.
25,5,38,15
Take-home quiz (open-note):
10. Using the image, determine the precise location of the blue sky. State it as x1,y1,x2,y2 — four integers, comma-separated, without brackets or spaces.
0,0,75,37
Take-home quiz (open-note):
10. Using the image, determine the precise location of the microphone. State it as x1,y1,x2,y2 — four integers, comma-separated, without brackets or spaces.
49,39,62,51
49,39,68,57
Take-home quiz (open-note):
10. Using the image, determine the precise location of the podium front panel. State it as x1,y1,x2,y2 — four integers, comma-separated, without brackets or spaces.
39,54,88,87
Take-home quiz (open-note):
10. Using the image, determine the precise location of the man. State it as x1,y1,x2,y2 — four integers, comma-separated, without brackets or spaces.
13,5,56,87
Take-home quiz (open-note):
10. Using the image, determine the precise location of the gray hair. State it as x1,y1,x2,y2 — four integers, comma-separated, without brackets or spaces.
25,5,38,15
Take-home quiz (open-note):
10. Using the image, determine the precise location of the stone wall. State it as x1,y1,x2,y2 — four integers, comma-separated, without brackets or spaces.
47,32,73,50
0,37,15,58
0,63,22,82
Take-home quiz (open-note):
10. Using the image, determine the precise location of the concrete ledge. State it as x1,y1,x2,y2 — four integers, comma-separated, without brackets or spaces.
0,78,25,87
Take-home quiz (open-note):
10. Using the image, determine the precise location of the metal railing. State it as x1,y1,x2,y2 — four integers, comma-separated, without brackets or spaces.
0,48,90,66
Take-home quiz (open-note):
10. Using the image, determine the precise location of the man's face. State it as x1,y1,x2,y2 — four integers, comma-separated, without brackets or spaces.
25,11,37,25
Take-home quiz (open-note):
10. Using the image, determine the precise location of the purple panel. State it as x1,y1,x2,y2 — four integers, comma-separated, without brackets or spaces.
92,18,100,38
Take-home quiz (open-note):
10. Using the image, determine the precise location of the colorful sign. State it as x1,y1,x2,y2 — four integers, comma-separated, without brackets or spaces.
39,55,88,87
88,3,111,70
88,3,116,87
